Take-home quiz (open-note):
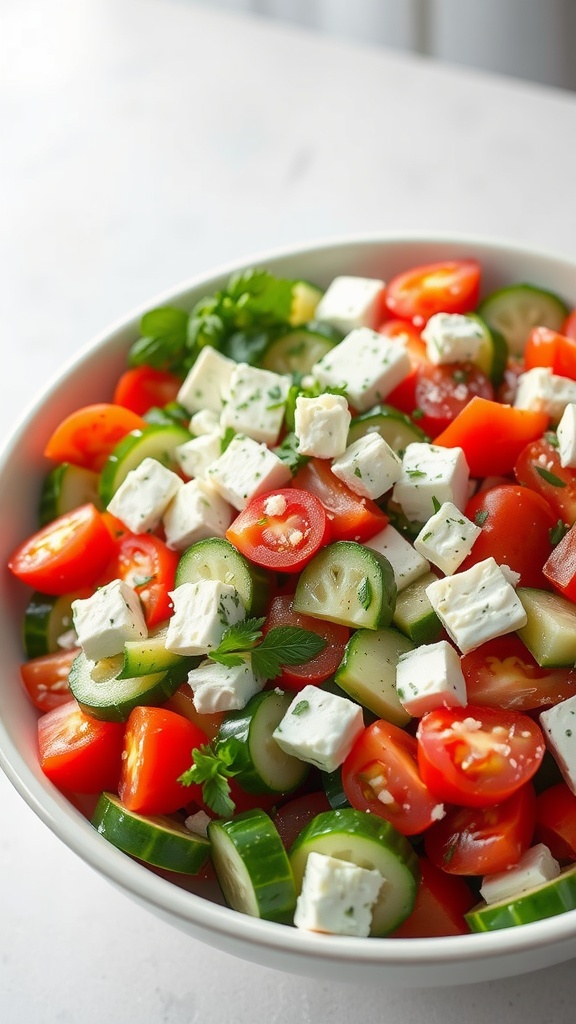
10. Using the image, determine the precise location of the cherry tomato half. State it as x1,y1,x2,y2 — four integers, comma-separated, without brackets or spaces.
20,648,78,712
535,783,576,862
384,260,481,327
515,436,576,525
377,319,428,415
413,362,493,438
106,531,179,629
292,460,387,543
226,488,330,573
44,404,148,473
264,594,349,689
524,326,576,380
38,699,125,794
417,705,545,807
113,365,183,415
461,634,576,712
391,857,475,937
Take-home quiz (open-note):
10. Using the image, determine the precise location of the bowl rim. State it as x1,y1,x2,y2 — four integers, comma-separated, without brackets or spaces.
2,229,576,969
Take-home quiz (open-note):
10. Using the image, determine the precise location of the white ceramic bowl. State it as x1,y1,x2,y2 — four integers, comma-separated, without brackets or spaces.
2,234,576,987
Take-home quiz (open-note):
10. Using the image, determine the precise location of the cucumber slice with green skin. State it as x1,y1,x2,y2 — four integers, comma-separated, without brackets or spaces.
92,792,210,874
289,808,419,936
215,690,309,795
290,280,323,326
259,322,341,376
466,313,508,387
175,537,270,616
23,592,76,658
392,569,443,645
478,283,569,357
69,651,191,722
208,809,296,923
517,587,576,667
335,627,413,726
39,463,101,526
99,422,192,505
293,541,397,630
465,865,576,932
348,404,428,454
322,766,351,810
118,626,189,678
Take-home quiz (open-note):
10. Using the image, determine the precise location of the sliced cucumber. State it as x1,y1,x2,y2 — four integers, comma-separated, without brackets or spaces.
289,808,419,936
466,313,508,387
290,280,323,326
23,592,76,658
69,651,191,722
175,537,270,616
478,283,569,357
99,422,191,505
335,627,413,726
259,322,341,376
347,404,428,454
208,809,296,923
322,766,351,810
466,865,576,932
392,569,443,645
517,587,576,667
293,541,397,630
39,463,100,526
91,792,210,874
215,689,309,796
119,626,187,678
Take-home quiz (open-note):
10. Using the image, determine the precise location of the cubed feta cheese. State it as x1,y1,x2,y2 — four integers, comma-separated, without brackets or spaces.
206,435,291,509
514,366,576,424
425,557,527,654
395,640,467,716
421,312,484,365
295,393,351,459
72,579,148,660
364,523,429,591
540,694,576,795
313,276,386,334
165,579,245,656
220,363,291,445
106,456,183,533
272,685,364,773
175,432,222,479
186,658,264,714
413,501,481,575
392,442,470,523
162,478,234,550
480,844,560,905
294,852,383,938
177,346,235,415
189,408,221,436
331,433,402,499
557,403,576,468
312,328,411,412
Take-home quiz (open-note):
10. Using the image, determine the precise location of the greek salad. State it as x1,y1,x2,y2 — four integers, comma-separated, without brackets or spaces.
9,257,576,939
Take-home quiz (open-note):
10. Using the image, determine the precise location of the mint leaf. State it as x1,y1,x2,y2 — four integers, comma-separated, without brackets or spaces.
250,626,326,679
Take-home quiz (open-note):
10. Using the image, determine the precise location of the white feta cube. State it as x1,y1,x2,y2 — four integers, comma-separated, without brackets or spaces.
313,275,386,334
540,694,576,795
426,557,527,654
186,658,264,714
177,346,235,415
294,852,383,938
364,523,429,591
72,579,148,661
184,810,212,837
421,312,484,365
175,432,222,479
514,366,576,424
312,327,411,413
392,442,470,523
331,433,402,499
189,408,221,435
220,363,291,445
272,685,364,774
165,579,245,656
162,478,234,550
413,501,481,575
480,844,560,905
106,456,183,534
396,640,467,717
295,393,351,459
207,435,291,510
557,403,576,468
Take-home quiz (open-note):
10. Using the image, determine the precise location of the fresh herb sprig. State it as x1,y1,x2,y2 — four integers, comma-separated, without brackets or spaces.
179,739,243,818
208,616,327,679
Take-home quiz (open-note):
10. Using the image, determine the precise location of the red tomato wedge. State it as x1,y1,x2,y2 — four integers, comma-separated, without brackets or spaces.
543,522,576,600
377,319,428,415
44,403,148,472
514,436,576,525
417,705,545,808
106,531,179,628
226,488,329,573
38,699,125,793
433,396,549,477
413,362,494,439
119,706,208,815
424,784,536,876
461,635,576,712
341,719,443,836
535,783,576,861
292,459,387,543
8,503,116,595
264,594,349,689
273,792,332,850
391,857,475,937
563,309,576,341
524,326,576,380
20,648,78,712
384,260,481,327
113,365,182,415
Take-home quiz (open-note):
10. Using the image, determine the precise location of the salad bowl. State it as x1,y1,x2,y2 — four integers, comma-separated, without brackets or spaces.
2,233,576,987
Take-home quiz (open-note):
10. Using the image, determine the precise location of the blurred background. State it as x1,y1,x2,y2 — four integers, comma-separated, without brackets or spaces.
200,0,576,91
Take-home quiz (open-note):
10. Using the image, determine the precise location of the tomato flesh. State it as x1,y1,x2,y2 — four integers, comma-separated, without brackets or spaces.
391,857,475,937
264,594,349,689
524,326,576,380
384,260,481,327
461,635,576,711
514,436,576,525
20,648,77,712
535,783,576,861
413,362,493,439
226,488,330,572
292,460,387,542
113,365,182,415
105,531,179,628
38,699,125,793
433,396,549,477
44,403,148,472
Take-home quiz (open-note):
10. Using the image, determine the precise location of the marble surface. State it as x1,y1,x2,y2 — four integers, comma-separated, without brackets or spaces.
2,1,576,1019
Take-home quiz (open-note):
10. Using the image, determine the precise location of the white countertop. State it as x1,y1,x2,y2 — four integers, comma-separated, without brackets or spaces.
2,1,576,1019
